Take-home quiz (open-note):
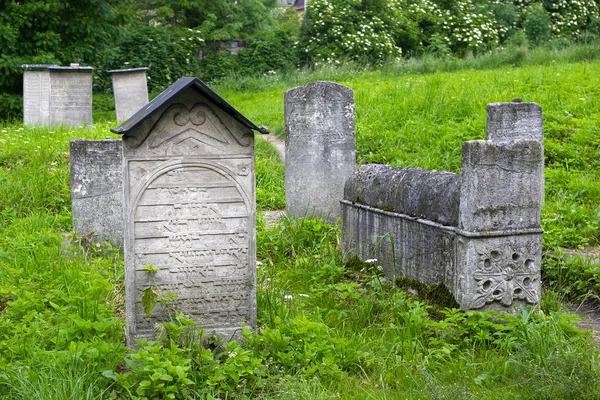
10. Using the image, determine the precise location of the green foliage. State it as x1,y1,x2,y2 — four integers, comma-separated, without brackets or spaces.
523,3,552,45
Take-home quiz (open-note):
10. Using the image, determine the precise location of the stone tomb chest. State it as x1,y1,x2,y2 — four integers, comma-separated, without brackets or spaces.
21,64,93,126
111,77,263,345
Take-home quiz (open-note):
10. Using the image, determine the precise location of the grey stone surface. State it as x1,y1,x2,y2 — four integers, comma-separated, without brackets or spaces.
116,79,257,345
486,102,543,143
341,201,455,286
23,70,51,125
341,102,544,312
458,139,543,232
455,234,541,311
110,68,149,121
49,68,93,126
70,139,124,247
344,164,460,226
285,81,355,223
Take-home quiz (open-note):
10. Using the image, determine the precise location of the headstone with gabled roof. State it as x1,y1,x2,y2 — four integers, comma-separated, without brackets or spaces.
111,77,265,345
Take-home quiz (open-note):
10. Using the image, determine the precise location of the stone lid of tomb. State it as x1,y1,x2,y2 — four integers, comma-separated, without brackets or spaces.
107,67,150,73
20,64,59,70
47,64,94,70
111,76,267,135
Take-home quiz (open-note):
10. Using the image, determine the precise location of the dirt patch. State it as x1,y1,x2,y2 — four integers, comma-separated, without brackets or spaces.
568,299,600,347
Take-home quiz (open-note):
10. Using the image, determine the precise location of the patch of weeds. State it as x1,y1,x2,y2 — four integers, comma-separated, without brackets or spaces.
542,249,600,300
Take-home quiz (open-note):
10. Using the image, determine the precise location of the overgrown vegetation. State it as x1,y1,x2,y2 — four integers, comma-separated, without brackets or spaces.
1,47,600,398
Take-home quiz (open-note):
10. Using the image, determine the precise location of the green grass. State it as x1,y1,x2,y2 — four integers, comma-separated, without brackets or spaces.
1,45,600,398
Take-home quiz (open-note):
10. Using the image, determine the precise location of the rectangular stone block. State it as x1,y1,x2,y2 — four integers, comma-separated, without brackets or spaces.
112,77,261,346
455,234,541,312
459,140,543,233
285,81,355,223
70,139,124,247
486,102,543,143
49,68,93,126
109,68,149,121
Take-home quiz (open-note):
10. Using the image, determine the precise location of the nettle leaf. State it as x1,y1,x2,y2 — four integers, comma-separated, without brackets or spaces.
141,287,158,318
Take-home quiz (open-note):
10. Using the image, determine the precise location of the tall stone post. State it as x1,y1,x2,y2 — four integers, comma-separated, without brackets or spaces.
455,102,544,311
285,81,355,224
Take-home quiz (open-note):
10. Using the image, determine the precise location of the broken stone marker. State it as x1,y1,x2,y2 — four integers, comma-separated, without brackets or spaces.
70,139,124,247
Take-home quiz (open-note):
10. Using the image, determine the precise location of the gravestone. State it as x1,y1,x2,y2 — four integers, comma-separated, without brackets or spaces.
109,67,150,121
70,139,124,247
285,81,355,223
21,64,93,126
111,77,263,345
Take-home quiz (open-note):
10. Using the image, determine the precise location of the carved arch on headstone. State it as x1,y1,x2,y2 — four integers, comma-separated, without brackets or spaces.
128,160,252,223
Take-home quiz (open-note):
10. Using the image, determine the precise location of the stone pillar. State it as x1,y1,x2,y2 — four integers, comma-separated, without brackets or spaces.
70,139,124,247
109,67,149,121
455,102,544,312
285,81,355,224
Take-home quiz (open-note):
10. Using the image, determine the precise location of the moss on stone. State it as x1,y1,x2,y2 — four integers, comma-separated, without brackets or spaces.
394,276,460,317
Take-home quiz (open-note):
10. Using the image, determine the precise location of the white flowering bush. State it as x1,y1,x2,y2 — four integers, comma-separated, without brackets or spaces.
299,0,402,65
489,0,600,40
298,0,600,65
438,2,500,54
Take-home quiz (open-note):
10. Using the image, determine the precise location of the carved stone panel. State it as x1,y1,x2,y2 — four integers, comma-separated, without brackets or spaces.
49,70,93,126
23,71,50,125
123,90,256,345
456,234,541,311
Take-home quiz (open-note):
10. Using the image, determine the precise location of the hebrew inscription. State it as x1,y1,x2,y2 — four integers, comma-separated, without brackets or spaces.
132,165,253,338
49,71,92,126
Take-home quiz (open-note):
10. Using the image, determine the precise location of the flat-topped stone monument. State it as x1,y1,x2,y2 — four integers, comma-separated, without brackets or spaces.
342,101,544,312
111,77,264,345
285,81,355,223
109,67,150,121
21,64,93,126
70,139,124,247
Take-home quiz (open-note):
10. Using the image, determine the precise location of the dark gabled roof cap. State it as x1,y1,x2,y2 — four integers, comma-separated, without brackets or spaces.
107,67,150,73
111,77,266,135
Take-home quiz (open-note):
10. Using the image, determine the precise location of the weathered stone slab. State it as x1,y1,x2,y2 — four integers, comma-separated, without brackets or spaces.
70,139,124,246
341,201,455,286
109,68,149,121
486,102,543,143
48,66,93,126
22,67,52,125
458,139,543,233
285,81,355,223
112,77,262,345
